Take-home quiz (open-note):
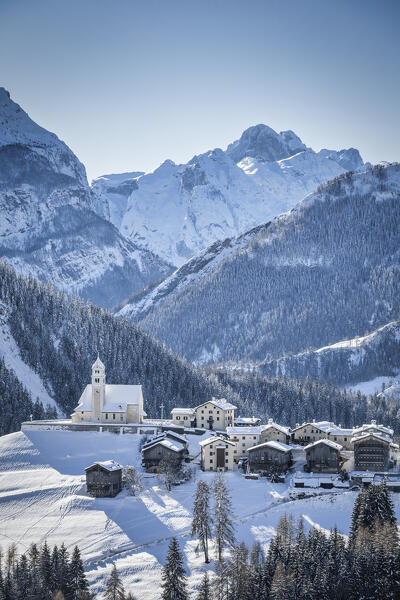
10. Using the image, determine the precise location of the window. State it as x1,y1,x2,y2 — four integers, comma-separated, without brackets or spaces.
242,443,246,447
209,410,212,414
120,415,123,421
113,414,115,420
176,416,180,420
344,438,347,441
210,459,213,463
217,411,220,414
105,414,108,420
95,378,99,383
225,459,228,463
253,436,257,439
201,410,204,414
216,417,220,421
184,416,187,420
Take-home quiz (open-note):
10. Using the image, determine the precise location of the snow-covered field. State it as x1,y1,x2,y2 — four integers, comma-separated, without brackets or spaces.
1,429,399,598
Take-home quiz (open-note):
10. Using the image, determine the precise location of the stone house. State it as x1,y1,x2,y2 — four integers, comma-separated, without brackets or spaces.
199,436,236,471
326,425,354,450
259,419,291,444
142,438,186,471
247,441,292,475
352,433,392,471
85,460,122,497
305,439,343,473
194,399,236,430
226,426,262,459
171,408,195,427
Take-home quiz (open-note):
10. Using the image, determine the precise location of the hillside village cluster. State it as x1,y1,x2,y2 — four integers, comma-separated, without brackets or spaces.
45,357,400,497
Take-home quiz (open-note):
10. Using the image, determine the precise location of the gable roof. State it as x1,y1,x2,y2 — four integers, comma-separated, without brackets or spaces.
196,399,237,411
305,439,343,451
227,426,263,436
248,440,292,453
351,432,391,445
261,421,291,435
85,460,122,472
171,407,195,415
293,421,333,433
75,384,144,413
199,436,236,448
234,417,261,425
142,438,185,453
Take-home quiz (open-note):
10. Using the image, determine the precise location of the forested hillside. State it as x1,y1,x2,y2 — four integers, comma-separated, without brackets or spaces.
124,165,400,371
2,261,400,434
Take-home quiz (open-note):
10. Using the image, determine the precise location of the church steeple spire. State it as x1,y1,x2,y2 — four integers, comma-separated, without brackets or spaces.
91,354,105,420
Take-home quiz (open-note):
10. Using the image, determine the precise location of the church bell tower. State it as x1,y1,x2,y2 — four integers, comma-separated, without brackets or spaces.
91,354,106,421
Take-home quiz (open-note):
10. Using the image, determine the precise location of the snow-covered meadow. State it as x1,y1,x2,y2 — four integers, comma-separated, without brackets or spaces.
1,429,399,598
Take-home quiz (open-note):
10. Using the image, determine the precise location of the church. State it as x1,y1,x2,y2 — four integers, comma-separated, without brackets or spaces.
71,355,146,424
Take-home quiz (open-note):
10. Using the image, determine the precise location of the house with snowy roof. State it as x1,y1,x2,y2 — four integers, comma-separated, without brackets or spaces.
247,440,292,475
259,419,291,444
194,398,236,430
226,426,263,459
170,407,195,427
199,436,236,471
142,437,186,471
305,439,343,473
85,460,122,497
71,355,146,424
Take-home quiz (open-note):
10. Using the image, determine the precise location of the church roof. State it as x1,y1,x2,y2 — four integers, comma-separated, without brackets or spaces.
75,384,143,413
92,354,105,370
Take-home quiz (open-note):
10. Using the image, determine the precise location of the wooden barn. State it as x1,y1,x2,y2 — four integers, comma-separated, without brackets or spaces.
305,439,342,473
85,460,122,497
247,440,292,475
142,438,185,471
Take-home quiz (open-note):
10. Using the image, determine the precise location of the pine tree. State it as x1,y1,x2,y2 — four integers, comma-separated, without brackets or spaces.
160,538,187,600
191,481,212,563
67,546,88,600
196,573,211,600
213,475,235,562
104,564,125,600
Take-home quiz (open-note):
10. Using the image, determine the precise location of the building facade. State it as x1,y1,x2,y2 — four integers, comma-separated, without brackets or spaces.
259,419,291,444
352,434,391,471
305,439,342,473
142,438,185,471
247,441,292,474
71,356,146,424
194,399,236,430
226,426,262,459
85,461,122,497
200,436,235,471
171,408,195,427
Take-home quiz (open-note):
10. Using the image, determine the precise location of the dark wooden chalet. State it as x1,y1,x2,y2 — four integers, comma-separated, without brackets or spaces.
85,460,122,497
305,439,342,473
353,433,391,471
142,438,185,471
247,440,292,475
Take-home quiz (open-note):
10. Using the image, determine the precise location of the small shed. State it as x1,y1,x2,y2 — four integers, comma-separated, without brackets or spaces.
142,438,185,471
305,439,342,473
85,460,122,497
247,440,292,475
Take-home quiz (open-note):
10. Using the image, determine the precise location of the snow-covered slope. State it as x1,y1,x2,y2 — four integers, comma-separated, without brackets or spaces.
258,319,400,387
117,165,400,370
0,429,382,598
93,124,367,267
0,88,171,308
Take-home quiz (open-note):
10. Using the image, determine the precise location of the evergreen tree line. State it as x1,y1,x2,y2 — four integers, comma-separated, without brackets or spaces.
0,542,137,600
1,259,400,436
0,356,57,436
162,480,400,600
138,165,400,369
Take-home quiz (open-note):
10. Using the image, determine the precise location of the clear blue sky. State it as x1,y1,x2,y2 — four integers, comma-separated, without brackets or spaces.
1,0,399,181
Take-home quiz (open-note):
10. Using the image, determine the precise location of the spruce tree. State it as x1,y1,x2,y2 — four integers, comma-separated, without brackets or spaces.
104,564,125,600
196,573,211,600
67,546,88,600
191,481,212,563
213,475,235,562
160,538,187,600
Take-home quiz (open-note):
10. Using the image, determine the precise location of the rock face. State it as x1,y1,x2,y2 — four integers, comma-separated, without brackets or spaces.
0,88,171,309
93,123,367,267
117,164,400,373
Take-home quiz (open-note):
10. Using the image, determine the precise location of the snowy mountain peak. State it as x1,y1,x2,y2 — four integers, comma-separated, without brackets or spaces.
318,147,365,173
0,87,88,186
226,123,306,163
